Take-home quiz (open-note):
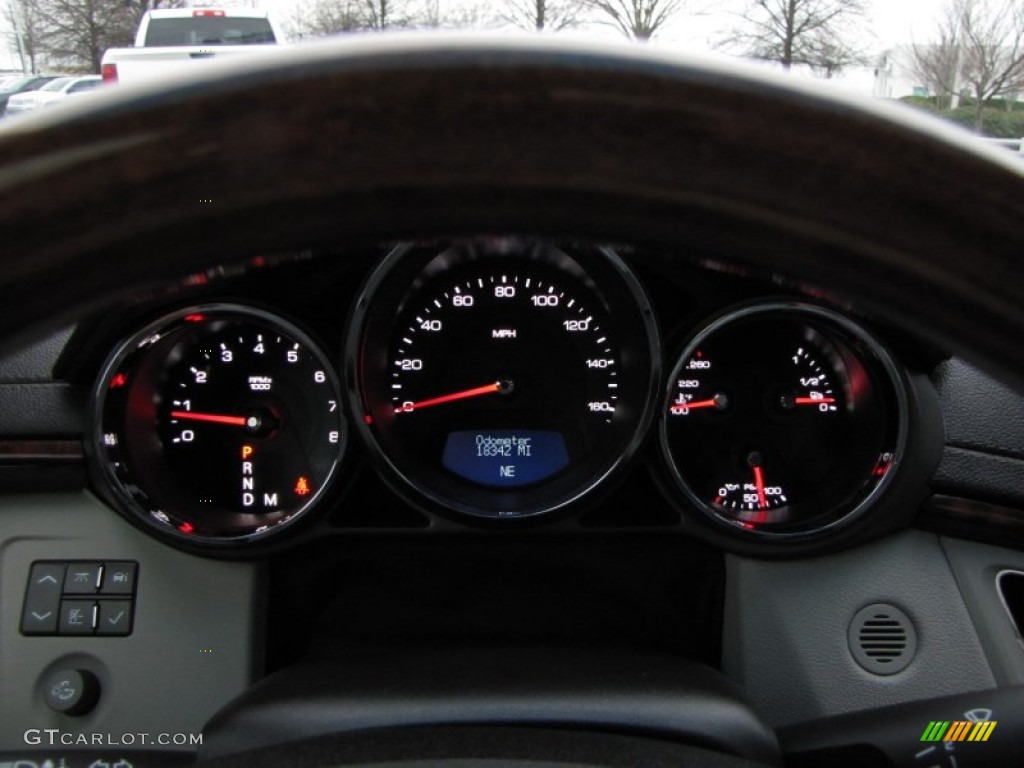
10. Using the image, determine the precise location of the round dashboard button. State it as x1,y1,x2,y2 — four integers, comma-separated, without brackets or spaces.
43,668,100,716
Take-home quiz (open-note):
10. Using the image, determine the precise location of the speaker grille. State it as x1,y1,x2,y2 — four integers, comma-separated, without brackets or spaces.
848,603,917,675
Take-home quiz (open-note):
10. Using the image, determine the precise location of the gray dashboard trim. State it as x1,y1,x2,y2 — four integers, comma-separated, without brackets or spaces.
940,537,1024,686
0,492,263,750
723,530,995,727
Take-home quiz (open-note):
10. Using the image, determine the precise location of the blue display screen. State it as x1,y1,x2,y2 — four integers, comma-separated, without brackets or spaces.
442,430,569,488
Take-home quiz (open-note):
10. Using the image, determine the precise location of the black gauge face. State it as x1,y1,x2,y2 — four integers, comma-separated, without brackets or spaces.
660,303,905,538
94,305,345,545
349,242,660,519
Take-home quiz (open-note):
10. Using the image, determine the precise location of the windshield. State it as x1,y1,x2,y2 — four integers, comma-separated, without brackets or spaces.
68,78,100,93
3,0,1024,766
2,0,1010,150
144,17,277,46
39,77,72,92
0,77,37,93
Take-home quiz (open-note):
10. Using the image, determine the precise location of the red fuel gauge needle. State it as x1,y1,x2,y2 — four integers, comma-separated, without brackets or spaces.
170,410,248,427
794,397,836,405
396,381,505,414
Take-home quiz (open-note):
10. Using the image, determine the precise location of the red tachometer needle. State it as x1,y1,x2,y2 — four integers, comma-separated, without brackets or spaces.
170,410,248,427
752,465,767,509
396,381,504,414
794,397,836,405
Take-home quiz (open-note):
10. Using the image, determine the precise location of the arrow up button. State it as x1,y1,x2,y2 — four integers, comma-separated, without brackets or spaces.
21,562,66,635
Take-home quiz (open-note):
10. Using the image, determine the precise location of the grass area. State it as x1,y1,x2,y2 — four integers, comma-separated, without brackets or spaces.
900,95,1024,138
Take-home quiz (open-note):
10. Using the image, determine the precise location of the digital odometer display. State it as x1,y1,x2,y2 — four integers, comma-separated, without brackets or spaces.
348,242,659,520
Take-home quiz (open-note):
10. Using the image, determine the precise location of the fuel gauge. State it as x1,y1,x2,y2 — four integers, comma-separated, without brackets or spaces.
660,303,906,538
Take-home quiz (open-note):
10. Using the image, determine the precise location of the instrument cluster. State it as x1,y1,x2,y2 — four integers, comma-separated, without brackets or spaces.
86,239,930,554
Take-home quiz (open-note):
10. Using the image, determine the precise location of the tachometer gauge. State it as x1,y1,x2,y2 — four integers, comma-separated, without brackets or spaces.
348,242,659,520
93,305,345,546
660,303,906,538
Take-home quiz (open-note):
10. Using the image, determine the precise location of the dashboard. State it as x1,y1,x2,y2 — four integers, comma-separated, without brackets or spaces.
3,35,1024,768
63,238,941,557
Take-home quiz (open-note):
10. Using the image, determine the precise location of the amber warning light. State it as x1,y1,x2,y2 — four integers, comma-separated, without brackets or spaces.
294,477,311,496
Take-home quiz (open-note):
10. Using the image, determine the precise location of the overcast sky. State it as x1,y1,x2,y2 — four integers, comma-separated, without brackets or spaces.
616,0,950,50
2,0,952,76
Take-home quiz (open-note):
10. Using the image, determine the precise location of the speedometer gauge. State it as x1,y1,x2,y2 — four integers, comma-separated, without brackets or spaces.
93,305,345,546
348,242,659,520
660,303,906,538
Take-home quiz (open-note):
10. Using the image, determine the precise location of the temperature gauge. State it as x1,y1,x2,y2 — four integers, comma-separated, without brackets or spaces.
660,303,905,538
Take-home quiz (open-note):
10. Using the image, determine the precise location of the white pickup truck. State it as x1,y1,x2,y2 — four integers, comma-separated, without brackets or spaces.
101,8,284,85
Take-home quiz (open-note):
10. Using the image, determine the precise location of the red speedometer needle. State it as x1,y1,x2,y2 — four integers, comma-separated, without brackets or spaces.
395,381,505,414
794,397,836,405
753,465,767,509
170,410,248,427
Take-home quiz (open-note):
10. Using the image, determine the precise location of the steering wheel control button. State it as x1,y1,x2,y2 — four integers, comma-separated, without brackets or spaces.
100,562,137,594
59,600,97,634
21,560,138,636
43,668,100,715
0,754,194,768
64,562,103,593
20,562,66,635
97,600,133,636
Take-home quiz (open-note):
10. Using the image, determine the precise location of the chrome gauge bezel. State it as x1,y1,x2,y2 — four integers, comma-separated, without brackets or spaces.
345,242,661,521
659,301,909,541
89,303,347,548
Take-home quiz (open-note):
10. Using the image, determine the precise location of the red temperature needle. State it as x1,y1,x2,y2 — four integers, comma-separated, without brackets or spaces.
794,397,836,405
752,465,767,509
170,410,247,427
396,382,503,414
670,398,717,412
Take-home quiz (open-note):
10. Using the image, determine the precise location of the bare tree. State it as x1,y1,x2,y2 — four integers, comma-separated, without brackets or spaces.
501,0,586,32
288,0,430,38
910,0,1024,130
585,0,684,40
31,0,137,71
910,9,961,108
5,0,44,72
427,2,495,30
358,0,420,30
721,0,867,73
288,0,364,37
958,0,1024,130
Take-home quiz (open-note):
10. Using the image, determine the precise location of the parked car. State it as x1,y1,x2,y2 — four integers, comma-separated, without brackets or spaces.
3,75,102,117
0,75,60,115
0,33,1022,768
101,7,284,85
